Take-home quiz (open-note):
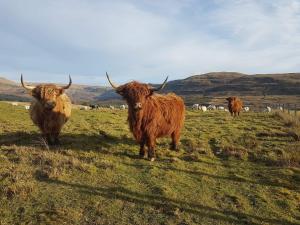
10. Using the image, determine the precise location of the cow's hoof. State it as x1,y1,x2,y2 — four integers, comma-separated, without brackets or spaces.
170,146,178,151
139,154,147,159
149,157,155,162
54,140,61,145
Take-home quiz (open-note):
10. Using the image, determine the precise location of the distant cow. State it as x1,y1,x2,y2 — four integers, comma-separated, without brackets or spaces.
106,72,185,161
89,104,99,110
265,106,272,113
21,74,72,145
200,105,207,112
192,104,199,110
217,106,225,111
120,104,126,110
244,107,250,112
207,105,216,110
226,97,243,117
24,105,30,110
80,106,89,110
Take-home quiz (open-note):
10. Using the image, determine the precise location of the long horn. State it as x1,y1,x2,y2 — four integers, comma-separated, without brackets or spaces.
151,76,168,92
20,74,35,90
61,75,72,89
106,72,119,89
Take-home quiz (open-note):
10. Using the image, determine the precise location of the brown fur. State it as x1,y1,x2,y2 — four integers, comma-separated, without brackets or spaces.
27,84,71,144
226,96,243,117
115,81,185,160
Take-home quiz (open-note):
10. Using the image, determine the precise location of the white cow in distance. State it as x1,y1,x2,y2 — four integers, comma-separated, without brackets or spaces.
120,104,126,110
80,106,89,110
265,106,272,113
24,105,30,110
207,105,216,110
244,107,250,112
217,106,225,111
192,104,199,110
200,105,207,112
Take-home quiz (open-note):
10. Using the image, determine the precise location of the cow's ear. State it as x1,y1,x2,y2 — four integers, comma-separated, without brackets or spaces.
148,89,154,97
58,89,64,95
30,88,40,98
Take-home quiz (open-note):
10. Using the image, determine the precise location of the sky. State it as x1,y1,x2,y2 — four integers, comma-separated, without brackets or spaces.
0,0,300,85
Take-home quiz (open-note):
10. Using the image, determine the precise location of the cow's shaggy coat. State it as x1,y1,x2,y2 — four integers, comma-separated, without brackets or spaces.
226,96,243,117
107,74,185,161
21,75,72,145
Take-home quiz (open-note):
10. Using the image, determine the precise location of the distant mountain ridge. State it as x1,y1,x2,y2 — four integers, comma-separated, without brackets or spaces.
0,72,299,104
162,72,300,96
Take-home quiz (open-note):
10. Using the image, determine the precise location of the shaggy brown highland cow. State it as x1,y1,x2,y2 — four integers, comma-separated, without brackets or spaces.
226,96,243,117
106,73,185,161
21,74,72,145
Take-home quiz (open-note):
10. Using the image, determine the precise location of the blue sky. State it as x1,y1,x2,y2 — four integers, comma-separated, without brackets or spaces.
0,0,300,85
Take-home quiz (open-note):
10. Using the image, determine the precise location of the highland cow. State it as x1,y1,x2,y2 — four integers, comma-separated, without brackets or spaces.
21,74,72,145
226,96,243,116
106,72,185,161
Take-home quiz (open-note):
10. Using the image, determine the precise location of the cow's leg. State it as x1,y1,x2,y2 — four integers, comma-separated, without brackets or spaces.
170,131,180,150
53,133,60,145
147,137,156,162
46,134,54,145
139,136,146,158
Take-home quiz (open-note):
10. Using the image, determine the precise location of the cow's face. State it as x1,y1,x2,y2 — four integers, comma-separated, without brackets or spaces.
116,82,152,110
31,85,64,110
106,72,168,111
226,97,236,102
21,75,72,110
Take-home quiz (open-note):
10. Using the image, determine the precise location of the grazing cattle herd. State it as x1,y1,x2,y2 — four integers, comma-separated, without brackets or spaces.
2,74,288,160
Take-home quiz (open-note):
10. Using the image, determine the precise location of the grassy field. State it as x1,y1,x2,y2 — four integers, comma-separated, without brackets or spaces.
0,101,300,225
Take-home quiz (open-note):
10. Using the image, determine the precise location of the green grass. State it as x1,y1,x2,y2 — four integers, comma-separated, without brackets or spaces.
0,101,300,225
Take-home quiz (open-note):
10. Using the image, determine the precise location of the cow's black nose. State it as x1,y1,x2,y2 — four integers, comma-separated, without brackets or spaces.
134,102,142,110
45,101,56,109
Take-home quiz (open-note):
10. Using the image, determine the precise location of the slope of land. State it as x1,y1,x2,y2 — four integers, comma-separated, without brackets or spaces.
0,102,299,224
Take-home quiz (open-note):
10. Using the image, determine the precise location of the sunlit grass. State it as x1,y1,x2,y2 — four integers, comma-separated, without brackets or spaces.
0,102,299,225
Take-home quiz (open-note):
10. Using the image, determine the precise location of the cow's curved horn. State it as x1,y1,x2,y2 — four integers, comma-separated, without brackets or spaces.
151,76,168,92
106,72,119,89
61,75,72,89
20,74,35,90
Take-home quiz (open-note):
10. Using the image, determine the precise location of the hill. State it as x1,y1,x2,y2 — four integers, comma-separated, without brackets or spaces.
0,72,300,105
0,102,299,224
163,72,300,97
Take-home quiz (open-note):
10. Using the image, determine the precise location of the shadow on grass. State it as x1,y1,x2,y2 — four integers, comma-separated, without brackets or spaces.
0,131,136,152
43,178,300,225
121,162,300,191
